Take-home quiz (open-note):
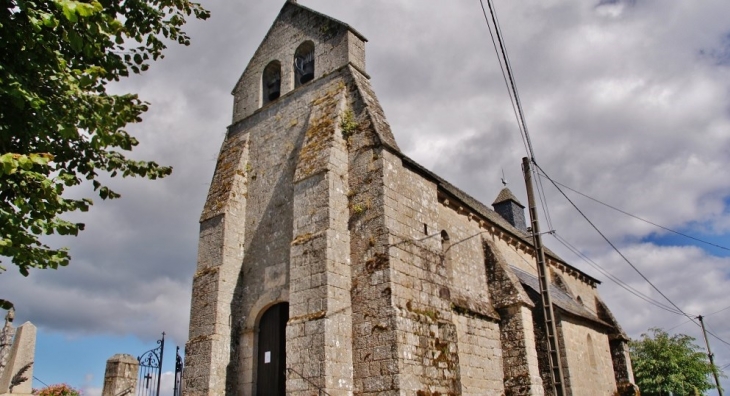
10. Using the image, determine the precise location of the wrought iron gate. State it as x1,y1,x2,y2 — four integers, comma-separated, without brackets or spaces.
137,332,165,396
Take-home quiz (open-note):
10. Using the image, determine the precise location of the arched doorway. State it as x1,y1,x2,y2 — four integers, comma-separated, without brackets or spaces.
256,302,289,395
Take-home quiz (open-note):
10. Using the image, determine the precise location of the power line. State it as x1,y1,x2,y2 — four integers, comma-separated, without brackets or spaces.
478,0,555,231
477,0,529,157
707,305,730,317
538,167,730,347
551,232,686,316
541,161,730,356
668,319,693,331
478,0,730,365
704,320,730,351
33,376,49,388
668,305,730,332
536,171,555,230
482,0,534,158
538,176,730,252
534,162,699,326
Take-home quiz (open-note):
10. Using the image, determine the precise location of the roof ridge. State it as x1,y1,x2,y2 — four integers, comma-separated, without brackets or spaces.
285,1,368,42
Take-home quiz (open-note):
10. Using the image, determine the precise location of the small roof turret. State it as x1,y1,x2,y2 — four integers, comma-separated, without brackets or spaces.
492,187,527,232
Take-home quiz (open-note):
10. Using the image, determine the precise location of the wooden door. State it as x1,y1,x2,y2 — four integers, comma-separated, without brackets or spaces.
256,303,289,395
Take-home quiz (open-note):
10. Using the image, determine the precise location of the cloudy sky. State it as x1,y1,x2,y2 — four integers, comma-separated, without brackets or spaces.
2,0,730,394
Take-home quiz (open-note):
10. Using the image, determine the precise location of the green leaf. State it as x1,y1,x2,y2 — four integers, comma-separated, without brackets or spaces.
68,30,83,52
61,1,78,22
0,153,18,175
0,0,206,276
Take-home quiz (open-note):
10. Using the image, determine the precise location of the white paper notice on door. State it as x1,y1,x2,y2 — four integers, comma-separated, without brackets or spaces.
264,351,271,364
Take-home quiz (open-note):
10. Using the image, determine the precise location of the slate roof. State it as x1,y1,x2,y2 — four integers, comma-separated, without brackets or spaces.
399,154,601,285
493,187,524,207
510,266,611,328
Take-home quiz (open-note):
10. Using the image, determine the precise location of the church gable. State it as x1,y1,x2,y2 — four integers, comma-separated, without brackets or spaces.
231,1,367,122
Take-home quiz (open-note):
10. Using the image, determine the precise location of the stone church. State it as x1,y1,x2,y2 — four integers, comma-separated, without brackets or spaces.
183,1,636,395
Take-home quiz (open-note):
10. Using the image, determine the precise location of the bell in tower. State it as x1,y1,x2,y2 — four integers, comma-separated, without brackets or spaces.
294,41,315,86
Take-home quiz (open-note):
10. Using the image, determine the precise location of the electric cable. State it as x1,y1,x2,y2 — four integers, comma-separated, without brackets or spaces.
707,305,730,317
478,0,556,232
536,175,730,252
478,0,729,363
542,161,730,355
551,232,686,316
704,320,730,350
542,175,730,340
667,319,693,331
477,0,530,157
536,171,555,230
487,0,555,229
33,376,49,387
483,0,534,157
670,305,730,331
534,162,700,326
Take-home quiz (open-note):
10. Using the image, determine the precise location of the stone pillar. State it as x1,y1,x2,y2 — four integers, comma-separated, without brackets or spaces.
185,130,249,396
286,88,354,396
0,322,36,395
610,338,639,395
499,305,545,396
101,354,139,396
484,239,544,395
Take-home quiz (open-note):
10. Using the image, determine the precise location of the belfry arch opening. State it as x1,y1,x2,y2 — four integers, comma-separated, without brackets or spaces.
294,41,315,87
262,60,282,106
256,302,289,395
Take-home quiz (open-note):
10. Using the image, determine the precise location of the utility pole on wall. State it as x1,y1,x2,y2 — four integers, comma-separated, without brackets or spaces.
698,315,724,396
522,157,566,396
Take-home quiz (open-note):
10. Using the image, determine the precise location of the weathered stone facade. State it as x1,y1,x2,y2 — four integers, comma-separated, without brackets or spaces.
184,2,635,395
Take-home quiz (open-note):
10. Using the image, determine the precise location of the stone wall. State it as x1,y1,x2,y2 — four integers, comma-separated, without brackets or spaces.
559,319,617,396
453,315,503,395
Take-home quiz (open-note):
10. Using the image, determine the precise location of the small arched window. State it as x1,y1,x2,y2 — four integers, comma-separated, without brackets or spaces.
262,60,282,106
294,41,315,87
441,230,451,254
440,230,452,276
587,334,598,369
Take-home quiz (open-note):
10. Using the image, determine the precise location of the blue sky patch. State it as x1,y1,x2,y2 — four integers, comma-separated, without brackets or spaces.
642,226,730,258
